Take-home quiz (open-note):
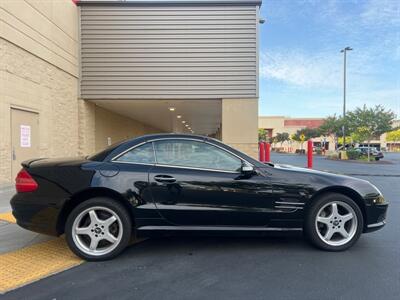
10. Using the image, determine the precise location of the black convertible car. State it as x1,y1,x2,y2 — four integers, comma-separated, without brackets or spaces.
11,134,388,261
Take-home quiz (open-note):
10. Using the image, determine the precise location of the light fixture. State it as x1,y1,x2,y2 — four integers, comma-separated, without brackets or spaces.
177,115,182,119
185,124,189,127
182,120,186,124
188,127,191,130
169,107,175,111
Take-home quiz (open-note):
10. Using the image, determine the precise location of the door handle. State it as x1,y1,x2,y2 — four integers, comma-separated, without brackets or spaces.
154,175,176,183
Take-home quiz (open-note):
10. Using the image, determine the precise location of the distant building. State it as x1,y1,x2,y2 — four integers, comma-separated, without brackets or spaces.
374,119,400,151
258,116,334,152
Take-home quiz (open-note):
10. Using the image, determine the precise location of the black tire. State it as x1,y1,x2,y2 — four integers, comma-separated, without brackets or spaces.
375,157,379,161
304,193,364,251
65,197,132,261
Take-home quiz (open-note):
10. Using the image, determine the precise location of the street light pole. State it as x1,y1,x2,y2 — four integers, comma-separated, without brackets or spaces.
340,46,352,149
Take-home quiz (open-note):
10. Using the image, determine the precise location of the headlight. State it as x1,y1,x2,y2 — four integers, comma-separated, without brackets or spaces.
373,195,386,204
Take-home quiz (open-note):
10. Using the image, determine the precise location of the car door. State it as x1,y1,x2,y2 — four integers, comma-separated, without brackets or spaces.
148,139,274,226
108,142,158,219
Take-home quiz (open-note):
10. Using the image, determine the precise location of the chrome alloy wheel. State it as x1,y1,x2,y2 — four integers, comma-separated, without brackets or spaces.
315,201,358,246
72,206,123,256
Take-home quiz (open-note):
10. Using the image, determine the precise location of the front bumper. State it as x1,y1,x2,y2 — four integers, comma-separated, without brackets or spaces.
364,202,388,233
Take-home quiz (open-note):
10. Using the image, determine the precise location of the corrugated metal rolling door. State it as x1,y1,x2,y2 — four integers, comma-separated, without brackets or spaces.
80,4,259,99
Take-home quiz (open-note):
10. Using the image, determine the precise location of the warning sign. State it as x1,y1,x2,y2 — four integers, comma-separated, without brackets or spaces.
20,125,31,148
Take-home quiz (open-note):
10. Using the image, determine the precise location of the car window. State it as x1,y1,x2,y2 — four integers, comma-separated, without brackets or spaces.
115,143,155,164
154,140,242,172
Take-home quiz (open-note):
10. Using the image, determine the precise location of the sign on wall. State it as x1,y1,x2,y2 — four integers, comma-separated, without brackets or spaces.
20,125,31,148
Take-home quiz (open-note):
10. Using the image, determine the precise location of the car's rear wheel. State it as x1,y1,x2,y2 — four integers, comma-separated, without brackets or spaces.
305,193,363,251
65,197,132,261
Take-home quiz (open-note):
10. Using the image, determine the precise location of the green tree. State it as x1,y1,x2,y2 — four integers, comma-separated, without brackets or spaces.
346,105,395,160
351,126,372,144
293,127,320,141
386,129,400,142
292,128,319,150
271,136,278,148
276,132,290,147
258,129,267,142
318,114,345,149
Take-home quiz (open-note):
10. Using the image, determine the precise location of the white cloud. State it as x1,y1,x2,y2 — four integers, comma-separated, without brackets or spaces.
360,0,400,27
260,51,338,88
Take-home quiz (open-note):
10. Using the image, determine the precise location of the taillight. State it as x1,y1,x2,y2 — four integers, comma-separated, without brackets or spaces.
15,169,38,192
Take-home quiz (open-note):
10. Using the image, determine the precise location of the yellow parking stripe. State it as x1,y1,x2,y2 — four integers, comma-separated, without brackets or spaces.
0,211,144,293
0,238,83,294
0,212,16,224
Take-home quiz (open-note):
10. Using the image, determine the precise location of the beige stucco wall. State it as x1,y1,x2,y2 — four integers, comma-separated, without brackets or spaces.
93,105,163,152
258,116,285,131
77,100,164,154
0,39,79,183
221,98,259,159
0,0,79,184
0,0,79,77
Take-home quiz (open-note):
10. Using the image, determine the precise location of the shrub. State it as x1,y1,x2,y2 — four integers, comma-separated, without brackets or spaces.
346,149,361,160
326,152,339,160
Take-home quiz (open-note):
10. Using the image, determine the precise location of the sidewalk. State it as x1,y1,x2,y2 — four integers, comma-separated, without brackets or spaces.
0,183,51,255
0,183,14,213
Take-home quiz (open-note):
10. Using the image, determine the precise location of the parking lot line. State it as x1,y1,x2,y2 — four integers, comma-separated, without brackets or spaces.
0,212,16,224
0,237,83,294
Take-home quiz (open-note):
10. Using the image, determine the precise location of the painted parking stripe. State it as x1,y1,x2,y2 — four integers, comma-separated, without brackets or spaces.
0,238,83,294
0,212,16,224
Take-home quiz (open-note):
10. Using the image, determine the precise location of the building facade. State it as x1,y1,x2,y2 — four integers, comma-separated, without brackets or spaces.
0,0,262,184
258,116,334,152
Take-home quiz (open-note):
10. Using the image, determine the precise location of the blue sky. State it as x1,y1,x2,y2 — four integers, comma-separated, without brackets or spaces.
258,0,400,118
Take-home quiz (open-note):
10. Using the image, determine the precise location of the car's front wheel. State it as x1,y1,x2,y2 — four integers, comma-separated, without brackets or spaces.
65,197,132,261
305,193,363,251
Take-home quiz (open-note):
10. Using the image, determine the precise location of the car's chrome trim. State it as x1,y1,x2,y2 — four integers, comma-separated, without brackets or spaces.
275,206,303,210
112,161,155,167
152,163,241,174
275,201,305,206
137,226,303,232
367,221,386,228
113,160,241,174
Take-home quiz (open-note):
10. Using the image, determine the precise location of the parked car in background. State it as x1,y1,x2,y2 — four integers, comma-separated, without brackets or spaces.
355,147,384,161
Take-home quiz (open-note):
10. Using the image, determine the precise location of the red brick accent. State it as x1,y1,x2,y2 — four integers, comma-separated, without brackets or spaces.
284,119,324,128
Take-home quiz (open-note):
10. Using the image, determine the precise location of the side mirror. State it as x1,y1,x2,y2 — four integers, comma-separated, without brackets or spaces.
241,164,254,174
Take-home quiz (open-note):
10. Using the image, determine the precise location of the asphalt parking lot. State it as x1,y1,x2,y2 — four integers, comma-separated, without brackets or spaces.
1,153,399,299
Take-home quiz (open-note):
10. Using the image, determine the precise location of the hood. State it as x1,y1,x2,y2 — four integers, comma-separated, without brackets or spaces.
269,163,382,198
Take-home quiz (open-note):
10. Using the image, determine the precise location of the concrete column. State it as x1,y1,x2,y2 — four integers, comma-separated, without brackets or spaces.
221,98,259,159
78,99,96,156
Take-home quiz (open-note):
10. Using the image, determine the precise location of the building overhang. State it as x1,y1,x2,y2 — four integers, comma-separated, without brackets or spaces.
90,99,222,136
76,0,262,6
